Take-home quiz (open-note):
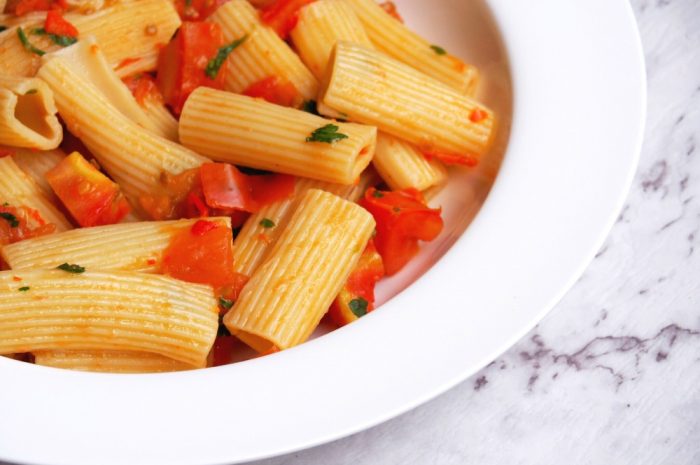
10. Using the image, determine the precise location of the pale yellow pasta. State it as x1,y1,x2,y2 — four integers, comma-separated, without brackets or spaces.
140,95,180,142
341,0,479,95
224,189,375,351
34,350,193,373
209,0,318,102
0,156,71,232
0,75,62,150
0,0,180,78
232,178,359,277
37,48,208,204
179,87,376,184
64,0,106,15
290,0,372,80
1,217,230,272
373,133,448,191
0,270,218,367
319,41,495,162
11,147,65,206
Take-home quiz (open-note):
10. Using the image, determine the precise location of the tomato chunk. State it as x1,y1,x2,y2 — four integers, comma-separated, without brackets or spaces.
260,0,317,39
328,239,385,326
243,76,301,108
360,187,443,275
156,21,226,115
46,152,131,227
12,0,65,16
379,1,403,22
0,204,56,246
122,73,161,106
173,0,228,21
44,10,78,37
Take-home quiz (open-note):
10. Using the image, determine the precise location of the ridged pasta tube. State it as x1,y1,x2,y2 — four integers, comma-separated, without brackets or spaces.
224,189,375,351
0,156,71,232
340,0,479,95
0,270,218,367
319,41,495,162
34,350,193,373
37,45,208,203
290,0,372,80
2,218,230,272
209,0,318,102
373,133,448,191
179,87,376,184
11,148,66,197
0,75,62,150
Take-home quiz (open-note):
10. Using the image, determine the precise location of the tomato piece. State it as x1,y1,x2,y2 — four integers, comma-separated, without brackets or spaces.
173,0,228,21
328,239,385,326
12,0,65,16
138,168,201,220
260,0,317,39
0,148,15,158
246,172,295,209
242,76,301,108
379,1,403,22
360,187,443,275
156,21,226,115
44,10,78,37
423,151,479,167
162,219,239,288
122,73,161,106
46,152,131,227
0,204,56,246
211,335,236,366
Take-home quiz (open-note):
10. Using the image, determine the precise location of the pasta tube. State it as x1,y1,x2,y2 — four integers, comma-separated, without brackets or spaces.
37,45,208,204
34,350,193,373
373,133,447,191
179,87,376,184
224,189,375,351
11,148,66,197
0,270,218,367
341,0,479,95
0,75,62,150
209,0,318,102
0,156,71,232
289,0,372,80
2,218,230,272
319,41,495,162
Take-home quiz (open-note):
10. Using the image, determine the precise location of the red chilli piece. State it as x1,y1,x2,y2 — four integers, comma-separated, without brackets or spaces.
469,108,488,123
44,10,78,37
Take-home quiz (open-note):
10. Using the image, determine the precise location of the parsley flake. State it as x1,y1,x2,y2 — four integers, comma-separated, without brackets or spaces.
218,296,234,310
31,27,77,47
18,286,30,292
349,297,368,317
306,124,348,144
372,190,384,198
205,35,248,79
430,44,447,55
301,99,319,115
259,218,275,229
56,263,85,274
0,212,19,228
17,27,45,56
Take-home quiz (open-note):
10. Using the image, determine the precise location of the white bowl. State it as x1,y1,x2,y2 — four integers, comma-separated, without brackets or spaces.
0,1,645,464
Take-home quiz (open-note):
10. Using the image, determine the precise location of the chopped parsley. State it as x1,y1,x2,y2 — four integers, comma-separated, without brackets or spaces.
56,263,85,274
18,286,30,292
259,218,275,229
17,27,46,56
25,89,37,95
372,190,384,198
218,296,234,310
349,297,368,318
430,44,447,55
31,27,78,47
306,124,348,144
0,212,19,228
205,35,248,79
302,99,319,115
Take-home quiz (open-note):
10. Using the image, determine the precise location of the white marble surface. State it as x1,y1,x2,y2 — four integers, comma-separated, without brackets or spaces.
247,1,700,464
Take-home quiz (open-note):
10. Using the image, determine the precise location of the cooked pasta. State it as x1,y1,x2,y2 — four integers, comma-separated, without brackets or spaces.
373,133,448,191
0,74,62,150
34,350,192,373
179,87,376,184
224,189,375,351
11,148,66,196
0,270,218,367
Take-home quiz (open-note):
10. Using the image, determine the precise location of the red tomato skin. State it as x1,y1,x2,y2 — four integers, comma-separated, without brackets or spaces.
260,0,317,39
360,188,443,276
0,204,56,246
45,152,131,227
13,0,63,16
173,0,228,21
44,10,78,37
156,22,226,115
122,73,160,106
242,76,301,108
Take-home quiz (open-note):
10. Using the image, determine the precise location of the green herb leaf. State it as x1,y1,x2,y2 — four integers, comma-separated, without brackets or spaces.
56,263,85,274
205,35,248,79
306,124,349,144
32,27,78,47
349,297,368,318
218,296,234,310
18,286,30,292
17,27,45,56
301,99,319,115
259,218,275,229
372,190,384,198
25,89,37,95
0,212,19,228
430,44,447,55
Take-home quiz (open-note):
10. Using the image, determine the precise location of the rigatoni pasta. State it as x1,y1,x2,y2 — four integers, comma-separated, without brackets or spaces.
179,87,376,184
11,148,66,196
34,350,192,373
224,189,375,351
373,133,447,191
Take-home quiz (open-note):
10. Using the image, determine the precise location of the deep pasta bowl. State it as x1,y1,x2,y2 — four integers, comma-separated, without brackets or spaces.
0,1,645,464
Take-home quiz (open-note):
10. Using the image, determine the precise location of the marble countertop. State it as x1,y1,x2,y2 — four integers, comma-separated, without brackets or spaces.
250,1,700,464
